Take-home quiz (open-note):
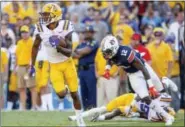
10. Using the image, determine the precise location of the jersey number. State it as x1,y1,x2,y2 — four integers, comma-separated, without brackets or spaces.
140,103,150,117
121,50,128,56
49,35,59,47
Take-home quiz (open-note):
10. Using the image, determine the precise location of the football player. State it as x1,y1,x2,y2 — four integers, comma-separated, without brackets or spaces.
100,35,174,126
68,93,137,121
68,93,175,123
35,43,53,111
94,93,175,122
30,3,85,126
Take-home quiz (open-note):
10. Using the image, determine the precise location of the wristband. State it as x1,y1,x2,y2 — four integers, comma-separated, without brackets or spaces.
147,79,154,88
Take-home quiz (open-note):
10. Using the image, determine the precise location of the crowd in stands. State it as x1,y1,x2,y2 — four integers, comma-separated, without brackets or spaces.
0,1,184,111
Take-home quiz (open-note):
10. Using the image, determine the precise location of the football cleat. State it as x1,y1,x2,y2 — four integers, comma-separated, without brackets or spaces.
165,115,175,126
68,116,76,121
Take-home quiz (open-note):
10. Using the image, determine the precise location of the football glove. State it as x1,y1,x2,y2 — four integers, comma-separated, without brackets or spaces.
103,69,110,80
149,86,159,99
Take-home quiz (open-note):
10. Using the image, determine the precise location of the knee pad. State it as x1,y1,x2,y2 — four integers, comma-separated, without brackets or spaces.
141,96,151,105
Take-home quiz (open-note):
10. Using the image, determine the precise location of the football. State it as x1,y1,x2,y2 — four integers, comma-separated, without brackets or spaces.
58,36,67,48
49,35,67,48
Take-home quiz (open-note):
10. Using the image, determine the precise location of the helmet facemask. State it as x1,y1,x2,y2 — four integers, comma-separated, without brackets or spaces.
39,12,56,25
102,45,118,60
102,48,114,59
101,35,119,59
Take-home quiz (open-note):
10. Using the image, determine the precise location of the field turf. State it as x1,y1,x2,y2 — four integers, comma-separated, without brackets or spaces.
1,110,184,126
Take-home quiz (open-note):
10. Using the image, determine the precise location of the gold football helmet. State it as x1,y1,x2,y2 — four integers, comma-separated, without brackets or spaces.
39,3,62,25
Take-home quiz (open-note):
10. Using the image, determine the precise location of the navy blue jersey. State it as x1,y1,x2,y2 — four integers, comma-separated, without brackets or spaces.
109,45,145,73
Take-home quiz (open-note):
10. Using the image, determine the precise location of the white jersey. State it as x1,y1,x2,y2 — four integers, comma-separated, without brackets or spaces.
8,45,16,71
36,43,48,61
136,93,172,121
34,20,74,63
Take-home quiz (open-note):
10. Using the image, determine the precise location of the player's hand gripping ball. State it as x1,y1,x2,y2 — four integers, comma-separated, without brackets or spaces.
49,35,67,48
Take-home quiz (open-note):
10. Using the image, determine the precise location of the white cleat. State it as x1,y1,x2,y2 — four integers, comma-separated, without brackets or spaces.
68,116,76,121
162,77,178,92
76,117,86,127
165,115,175,126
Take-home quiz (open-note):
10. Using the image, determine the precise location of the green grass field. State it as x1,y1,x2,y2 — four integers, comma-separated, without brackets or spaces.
1,110,184,126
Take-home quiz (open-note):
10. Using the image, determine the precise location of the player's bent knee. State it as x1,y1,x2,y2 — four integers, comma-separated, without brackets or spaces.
141,96,151,105
57,90,67,99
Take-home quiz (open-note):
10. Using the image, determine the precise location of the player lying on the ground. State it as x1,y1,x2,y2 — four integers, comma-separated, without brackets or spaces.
99,35,175,126
68,93,175,123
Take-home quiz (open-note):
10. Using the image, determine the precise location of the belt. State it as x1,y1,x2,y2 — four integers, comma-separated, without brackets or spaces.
18,64,29,67
78,64,94,71
171,75,179,78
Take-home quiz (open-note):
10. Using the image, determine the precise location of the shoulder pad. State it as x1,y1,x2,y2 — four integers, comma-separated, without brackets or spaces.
35,23,44,32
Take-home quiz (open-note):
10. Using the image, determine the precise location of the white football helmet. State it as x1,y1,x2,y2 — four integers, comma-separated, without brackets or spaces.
100,35,119,59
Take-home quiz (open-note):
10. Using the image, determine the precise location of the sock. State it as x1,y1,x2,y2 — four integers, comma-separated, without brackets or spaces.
71,106,106,120
75,109,85,126
98,115,105,120
150,100,171,121
19,103,25,111
58,101,64,110
82,106,106,118
45,93,54,111
7,101,13,110
75,109,82,117
41,94,48,111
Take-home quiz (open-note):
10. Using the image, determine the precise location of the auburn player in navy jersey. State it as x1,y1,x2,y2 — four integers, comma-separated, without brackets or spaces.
100,35,174,126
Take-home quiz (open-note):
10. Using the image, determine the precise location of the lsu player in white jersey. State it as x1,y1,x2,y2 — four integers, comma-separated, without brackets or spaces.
137,93,175,122
35,42,53,111
30,3,85,126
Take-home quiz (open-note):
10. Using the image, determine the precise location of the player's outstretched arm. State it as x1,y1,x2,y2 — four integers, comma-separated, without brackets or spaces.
31,34,42,66
56,32,73,57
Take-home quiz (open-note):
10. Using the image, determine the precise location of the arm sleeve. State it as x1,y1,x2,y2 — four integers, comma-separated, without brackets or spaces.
86,41,98,52
127,50,136,63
